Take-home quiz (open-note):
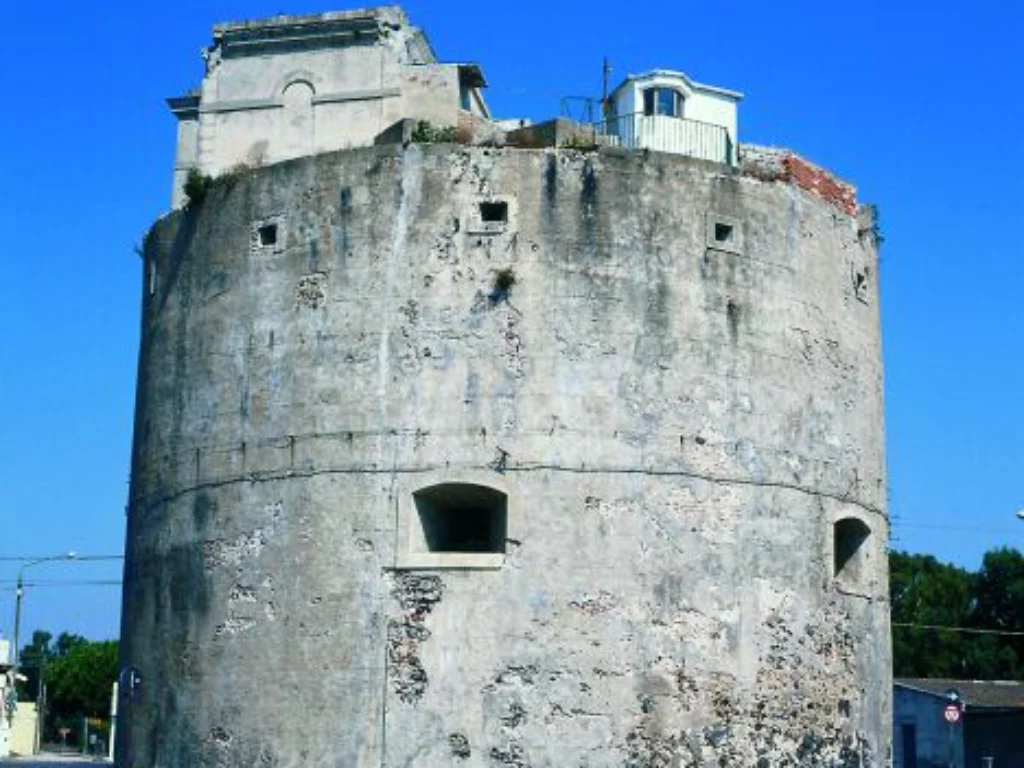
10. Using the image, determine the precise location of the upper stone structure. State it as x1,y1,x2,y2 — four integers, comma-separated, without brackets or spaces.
167,6,490,207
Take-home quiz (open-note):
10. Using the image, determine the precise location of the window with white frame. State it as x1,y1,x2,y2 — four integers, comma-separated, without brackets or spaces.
643,87,683,117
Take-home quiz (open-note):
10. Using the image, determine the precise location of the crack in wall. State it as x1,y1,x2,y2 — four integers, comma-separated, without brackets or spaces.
131,459,884,520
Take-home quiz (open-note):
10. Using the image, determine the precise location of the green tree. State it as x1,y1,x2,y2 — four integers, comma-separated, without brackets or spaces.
44,640,119,720
890,550,974,677
890,547,1023,679
15,630,54,700
966,547,1023,678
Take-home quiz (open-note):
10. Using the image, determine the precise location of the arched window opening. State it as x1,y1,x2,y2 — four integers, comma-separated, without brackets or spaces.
280,80,314,158
413,483,507,554
833,517,871,580
643,87,683,118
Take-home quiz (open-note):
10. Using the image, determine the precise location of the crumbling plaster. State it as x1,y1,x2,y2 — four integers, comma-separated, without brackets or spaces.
121,143,889,767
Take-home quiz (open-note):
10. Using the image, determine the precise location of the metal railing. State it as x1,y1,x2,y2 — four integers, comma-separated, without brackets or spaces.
596,112,734,165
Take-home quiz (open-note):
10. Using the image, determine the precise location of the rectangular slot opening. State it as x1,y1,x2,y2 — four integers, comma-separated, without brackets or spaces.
258,224,278,247
413,483,507,554
479,201,509,224
834,517,870,580
714,222,734,244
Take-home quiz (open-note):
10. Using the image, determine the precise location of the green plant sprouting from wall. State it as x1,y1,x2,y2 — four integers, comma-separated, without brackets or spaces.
860,204,884,246
411,121,457,144
489,267,516,304
183,168,213,205
561,134,598,151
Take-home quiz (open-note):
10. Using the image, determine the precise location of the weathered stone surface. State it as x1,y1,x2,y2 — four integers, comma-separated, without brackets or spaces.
120,144,889,766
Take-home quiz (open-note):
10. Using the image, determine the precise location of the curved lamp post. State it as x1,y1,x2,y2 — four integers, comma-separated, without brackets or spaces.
11,552,77,681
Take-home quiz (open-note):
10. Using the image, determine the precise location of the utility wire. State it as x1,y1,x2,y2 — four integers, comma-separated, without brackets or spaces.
892,622,1024,637
891,523,1022,535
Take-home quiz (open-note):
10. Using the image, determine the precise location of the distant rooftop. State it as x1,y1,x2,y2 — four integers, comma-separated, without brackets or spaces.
896,678,1024,710
611,69,743,101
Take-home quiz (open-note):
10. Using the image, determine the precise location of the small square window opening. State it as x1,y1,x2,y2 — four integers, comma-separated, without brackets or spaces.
479,201,509,224
258,224,278,247
715,222,734,244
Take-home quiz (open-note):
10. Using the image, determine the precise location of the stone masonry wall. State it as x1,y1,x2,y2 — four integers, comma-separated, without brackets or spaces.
120,144,889,767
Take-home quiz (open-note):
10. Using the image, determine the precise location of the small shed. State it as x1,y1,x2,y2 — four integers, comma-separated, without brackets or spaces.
894,678,1024,768
601,69,742,164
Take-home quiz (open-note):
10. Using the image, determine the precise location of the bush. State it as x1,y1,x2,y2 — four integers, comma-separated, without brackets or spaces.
183,168,213,205
489,267,516,304
411,121,457,144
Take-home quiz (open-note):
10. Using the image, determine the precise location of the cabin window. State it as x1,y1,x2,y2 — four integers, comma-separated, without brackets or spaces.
643,87,683,117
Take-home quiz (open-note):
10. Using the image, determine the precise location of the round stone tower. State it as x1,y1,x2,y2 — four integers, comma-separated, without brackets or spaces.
120,143,889,766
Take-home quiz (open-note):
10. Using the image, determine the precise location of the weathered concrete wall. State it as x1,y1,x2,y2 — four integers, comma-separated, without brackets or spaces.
121,143,889,766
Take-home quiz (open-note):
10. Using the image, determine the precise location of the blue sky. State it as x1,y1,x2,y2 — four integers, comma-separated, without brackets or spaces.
1,1,1021,641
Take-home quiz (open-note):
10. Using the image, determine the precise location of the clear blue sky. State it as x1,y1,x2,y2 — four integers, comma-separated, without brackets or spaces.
1,1,1021,641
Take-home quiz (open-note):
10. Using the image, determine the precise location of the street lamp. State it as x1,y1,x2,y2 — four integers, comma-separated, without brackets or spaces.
11,552,77,680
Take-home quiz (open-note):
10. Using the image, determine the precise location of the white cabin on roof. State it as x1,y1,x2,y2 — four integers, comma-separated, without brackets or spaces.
602,69,742,165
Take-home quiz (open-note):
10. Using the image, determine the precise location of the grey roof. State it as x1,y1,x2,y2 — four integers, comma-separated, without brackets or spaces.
896,678,1024,710
611,69,743,101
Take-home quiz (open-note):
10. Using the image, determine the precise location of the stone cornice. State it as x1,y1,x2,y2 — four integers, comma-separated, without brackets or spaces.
194,87,402,115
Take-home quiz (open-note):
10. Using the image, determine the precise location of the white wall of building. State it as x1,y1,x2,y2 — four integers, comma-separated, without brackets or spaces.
606,70,741,164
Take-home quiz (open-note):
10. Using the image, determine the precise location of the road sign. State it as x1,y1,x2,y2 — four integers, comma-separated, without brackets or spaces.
944,704,961,723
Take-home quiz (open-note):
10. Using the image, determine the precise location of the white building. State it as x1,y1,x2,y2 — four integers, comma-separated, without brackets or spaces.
168,6,490,207
601,69,742,165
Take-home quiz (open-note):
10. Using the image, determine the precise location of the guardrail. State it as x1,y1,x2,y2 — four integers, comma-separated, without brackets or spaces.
596,113,733,165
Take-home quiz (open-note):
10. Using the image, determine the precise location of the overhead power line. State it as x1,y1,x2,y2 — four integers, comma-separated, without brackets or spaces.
892,622,1024,637
891,523,1022,535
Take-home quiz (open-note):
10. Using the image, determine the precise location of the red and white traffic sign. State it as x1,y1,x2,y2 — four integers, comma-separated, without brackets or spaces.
944,704,961,723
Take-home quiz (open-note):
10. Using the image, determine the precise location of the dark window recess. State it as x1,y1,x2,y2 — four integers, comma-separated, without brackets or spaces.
715,222,735,244
479,201,509,223
414,483,507,553
834,517,870,578
258,224,278,247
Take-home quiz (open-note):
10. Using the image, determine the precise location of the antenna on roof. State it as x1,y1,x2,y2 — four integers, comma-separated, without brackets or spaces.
598,55,606,105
